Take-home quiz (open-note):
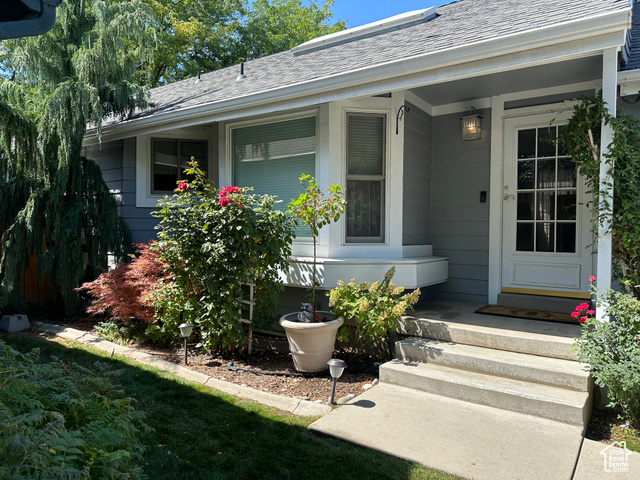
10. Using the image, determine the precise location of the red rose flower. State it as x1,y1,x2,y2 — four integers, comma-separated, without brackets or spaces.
178,181,188,191
579,316,587,324
589,275,596,282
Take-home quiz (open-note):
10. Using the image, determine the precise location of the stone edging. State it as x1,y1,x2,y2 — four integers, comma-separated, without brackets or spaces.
35,322,332,417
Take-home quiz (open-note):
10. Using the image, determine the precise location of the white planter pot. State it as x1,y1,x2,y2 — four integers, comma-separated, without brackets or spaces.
279,312,344,373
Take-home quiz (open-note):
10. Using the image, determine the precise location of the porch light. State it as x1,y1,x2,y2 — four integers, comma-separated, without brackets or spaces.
327,358,347,405
179,323,194,365
461,107,482,141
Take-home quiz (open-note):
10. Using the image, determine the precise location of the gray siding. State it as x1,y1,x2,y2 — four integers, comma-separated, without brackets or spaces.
428,108,492,304
403,102,432,245
85,138,158,244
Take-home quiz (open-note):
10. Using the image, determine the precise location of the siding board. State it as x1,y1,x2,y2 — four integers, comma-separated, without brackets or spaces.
429,108,491,303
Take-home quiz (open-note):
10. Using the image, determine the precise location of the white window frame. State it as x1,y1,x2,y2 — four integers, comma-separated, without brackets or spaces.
343,109,390,245
136,129,214,208
150,138,208,194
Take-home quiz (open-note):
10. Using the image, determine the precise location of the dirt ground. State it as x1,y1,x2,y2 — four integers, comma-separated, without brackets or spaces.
23,315,380,404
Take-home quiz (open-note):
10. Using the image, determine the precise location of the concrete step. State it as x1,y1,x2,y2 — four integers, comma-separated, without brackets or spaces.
395,337,591,392
399,302,581,361
380,360,591,427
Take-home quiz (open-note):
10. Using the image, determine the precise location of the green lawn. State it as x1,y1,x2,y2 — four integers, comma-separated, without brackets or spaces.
2,334,461,480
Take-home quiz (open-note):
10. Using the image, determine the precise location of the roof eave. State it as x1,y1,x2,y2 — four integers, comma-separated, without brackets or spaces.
87,7,631,141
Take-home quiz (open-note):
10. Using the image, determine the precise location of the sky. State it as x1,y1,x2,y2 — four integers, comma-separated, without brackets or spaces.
329,0,444,28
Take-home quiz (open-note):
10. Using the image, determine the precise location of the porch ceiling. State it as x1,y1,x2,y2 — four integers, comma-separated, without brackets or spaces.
409,55,603,106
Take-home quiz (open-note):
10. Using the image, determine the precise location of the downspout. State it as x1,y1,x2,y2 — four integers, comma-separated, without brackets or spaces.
596,47,618,321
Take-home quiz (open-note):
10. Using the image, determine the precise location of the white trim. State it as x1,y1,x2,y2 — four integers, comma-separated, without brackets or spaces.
85,9,630,143
432,80,600,117
488,95,505,304
404,90,434,115
597,47,617,320
135,127,214,208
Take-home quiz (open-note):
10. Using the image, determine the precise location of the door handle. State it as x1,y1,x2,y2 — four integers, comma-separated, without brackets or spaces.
503,194,515,201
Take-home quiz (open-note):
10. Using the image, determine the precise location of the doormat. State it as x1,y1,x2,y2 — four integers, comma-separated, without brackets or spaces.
475,305,576,324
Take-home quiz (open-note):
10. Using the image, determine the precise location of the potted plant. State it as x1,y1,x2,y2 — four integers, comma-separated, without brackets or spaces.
279,174,346,372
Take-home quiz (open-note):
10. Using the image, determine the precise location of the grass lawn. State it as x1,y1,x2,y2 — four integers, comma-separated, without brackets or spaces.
2,334,461,480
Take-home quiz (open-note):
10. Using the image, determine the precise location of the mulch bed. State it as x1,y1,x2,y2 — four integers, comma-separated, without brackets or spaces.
18,314,380,404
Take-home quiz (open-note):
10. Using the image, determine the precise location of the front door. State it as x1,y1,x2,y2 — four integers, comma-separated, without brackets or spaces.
501,111,593,298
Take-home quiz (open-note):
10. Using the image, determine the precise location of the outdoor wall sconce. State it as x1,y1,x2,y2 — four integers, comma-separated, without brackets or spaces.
461,107,482,141
327,358,347,405
179,322,194,365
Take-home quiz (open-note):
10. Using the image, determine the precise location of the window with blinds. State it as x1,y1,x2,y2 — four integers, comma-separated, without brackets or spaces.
346,113,386,243
152,139,207,193
232,116,316,237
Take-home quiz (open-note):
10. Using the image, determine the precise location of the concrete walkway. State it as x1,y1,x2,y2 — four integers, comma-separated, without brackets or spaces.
34,322,330,417
309,383,639,480
33,322,639,480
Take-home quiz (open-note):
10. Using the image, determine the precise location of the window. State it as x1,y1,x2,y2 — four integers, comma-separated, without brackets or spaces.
231,116,316,237
345,113,386,243
152,139,207,193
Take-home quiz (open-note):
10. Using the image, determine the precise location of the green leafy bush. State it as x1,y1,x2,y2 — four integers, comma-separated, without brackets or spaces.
152,161,295,350
576,290,640,429
559,95,640,295
328,267,420,356
0,340,150,479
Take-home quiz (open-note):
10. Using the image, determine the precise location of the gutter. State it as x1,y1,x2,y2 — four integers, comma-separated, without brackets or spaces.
0,0,61,40
86,7,631,141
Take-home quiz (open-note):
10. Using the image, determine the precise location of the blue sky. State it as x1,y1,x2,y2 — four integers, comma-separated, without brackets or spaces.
329,0,444,28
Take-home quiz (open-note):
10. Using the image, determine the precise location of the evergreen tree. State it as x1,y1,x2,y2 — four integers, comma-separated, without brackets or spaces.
0,0,156,315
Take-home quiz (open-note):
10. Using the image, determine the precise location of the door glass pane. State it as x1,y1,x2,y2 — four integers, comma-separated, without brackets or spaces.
536,223,555,252
516,223,534,251
537,158,556,189
537,127,556,157
556,223,576,253
518,129,536,158
347,180,383,239
517,192,534,220
153,140,178,192
557,190,576,220
536,191,555,220
517,160,535,189
558,125,568,156
557,158,576,187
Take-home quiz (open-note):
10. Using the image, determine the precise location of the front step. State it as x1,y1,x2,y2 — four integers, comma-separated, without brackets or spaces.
380,360,591,427
399,303,581,361
396,337,591,391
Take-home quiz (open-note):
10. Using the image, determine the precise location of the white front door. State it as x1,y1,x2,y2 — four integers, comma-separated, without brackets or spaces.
501,111,593,298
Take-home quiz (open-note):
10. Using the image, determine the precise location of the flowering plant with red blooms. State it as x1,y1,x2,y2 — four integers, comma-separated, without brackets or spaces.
572,275,596,324
218,185,241,207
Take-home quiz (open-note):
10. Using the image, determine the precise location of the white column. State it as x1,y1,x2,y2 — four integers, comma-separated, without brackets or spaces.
596,47,617,320
488,95,504,304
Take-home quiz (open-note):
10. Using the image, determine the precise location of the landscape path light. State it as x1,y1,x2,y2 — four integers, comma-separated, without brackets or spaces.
179,323,194,365
327,358,347,405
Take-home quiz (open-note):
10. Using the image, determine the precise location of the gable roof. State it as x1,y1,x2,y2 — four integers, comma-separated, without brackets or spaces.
108,0,630,129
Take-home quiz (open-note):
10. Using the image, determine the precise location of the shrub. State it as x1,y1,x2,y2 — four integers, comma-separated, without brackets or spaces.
576,289,640,429
328,267,420,357
0,340,150,479
77,241,170,324
152,161,295,351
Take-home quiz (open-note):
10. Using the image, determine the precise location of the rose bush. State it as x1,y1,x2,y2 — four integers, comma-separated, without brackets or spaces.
152,161,295,350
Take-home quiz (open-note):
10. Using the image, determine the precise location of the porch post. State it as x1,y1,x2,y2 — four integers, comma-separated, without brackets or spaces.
488,95,504,305
596,47,617,320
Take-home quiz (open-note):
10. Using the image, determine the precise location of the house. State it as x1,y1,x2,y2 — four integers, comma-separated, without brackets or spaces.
83,0,639,315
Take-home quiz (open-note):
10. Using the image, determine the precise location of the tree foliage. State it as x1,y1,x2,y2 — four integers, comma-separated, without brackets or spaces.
0,0,156,315
115,0,345,86
559,94,640,296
